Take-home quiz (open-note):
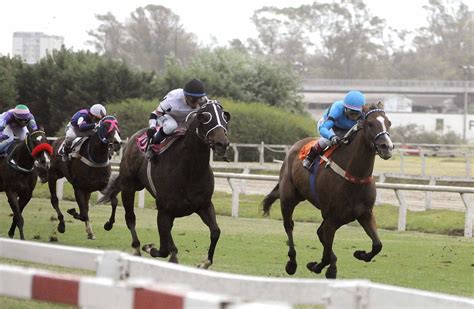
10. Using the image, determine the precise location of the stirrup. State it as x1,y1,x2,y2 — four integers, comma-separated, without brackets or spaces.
145,148,155,160
302,157,314,170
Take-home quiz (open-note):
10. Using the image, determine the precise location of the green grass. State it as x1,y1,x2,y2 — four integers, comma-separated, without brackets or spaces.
0,193,473,307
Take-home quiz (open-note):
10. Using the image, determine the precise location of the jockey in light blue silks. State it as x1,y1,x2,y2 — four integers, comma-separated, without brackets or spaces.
146,78,208,159
302,90,366,169
0,104,38,155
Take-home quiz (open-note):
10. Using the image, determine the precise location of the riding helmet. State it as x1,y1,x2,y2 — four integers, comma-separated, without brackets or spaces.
90,104,106,119
13,104,30,120
343,91,366,111
183,79,206,97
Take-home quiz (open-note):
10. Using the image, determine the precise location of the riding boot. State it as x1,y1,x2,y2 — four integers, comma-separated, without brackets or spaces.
62,142,71,162
146,128,168,160
302,143,324,170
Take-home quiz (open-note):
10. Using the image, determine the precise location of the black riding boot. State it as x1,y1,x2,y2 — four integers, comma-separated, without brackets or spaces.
302,143,324,170
146,128,168,160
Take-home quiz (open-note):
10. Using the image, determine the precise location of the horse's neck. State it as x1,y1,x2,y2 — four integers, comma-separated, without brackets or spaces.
181,127,211,169
334,130,375,178
84,134,108,161
14,142,34,168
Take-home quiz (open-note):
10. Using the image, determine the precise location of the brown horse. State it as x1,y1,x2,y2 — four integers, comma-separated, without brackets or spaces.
0,129,52,239
47,116,121,239
262,102,393,279
99,101,230,268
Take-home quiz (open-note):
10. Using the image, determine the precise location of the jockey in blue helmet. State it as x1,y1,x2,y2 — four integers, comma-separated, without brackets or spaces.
302,90,366,169
0,104,38,155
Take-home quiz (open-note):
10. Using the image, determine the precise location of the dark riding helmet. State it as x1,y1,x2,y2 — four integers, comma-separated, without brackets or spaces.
183,79,206,98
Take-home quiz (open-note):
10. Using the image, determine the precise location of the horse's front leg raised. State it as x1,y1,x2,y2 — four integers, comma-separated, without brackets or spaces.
196,203,221,269
307,219,339,279
354,210,382,262
6,191,24,240
69,189,95,239
104,193,119,231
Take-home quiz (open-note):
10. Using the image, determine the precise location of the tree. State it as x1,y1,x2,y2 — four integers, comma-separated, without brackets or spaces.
0,57,20,110
88,5,199,72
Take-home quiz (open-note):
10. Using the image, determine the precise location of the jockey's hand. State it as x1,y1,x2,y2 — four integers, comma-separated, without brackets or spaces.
147,127,157,138
330,135,341,145
0,134,9,142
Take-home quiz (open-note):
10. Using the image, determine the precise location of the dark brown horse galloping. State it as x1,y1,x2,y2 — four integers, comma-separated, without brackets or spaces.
0,129,52,239
99,101,230,268
47,116,121,239
262,102,393,279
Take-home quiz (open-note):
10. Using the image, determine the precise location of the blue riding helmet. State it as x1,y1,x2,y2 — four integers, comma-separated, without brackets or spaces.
343,91,366,111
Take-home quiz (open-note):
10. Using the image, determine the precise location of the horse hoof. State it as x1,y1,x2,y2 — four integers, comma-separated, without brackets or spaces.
103,221,114,231
197,260,211,269
49,236,58,242
169,256,179,264
354,250,371,262
306,262,323,274
58,222,65,233
142,243,154,253
87,234,96,240
132,248,141,256
150,247,169,258
67,208,77,217
8,232,14,239
285,261,297,275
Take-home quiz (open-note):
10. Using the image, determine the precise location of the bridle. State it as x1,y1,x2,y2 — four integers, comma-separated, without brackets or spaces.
363,108,391,156
187,101,228,143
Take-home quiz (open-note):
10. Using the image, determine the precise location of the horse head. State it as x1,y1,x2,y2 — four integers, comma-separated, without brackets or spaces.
27,129,53,181
362,102,394,160
97,115,122,154
192,100,230,157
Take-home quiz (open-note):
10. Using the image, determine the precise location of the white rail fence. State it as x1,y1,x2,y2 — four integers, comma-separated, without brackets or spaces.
1,238,473,309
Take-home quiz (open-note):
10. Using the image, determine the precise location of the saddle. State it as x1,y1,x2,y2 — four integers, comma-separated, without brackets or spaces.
136,126,186,156
58,137,87,157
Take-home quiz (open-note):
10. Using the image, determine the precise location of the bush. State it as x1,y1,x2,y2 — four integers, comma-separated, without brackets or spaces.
391,124,463,144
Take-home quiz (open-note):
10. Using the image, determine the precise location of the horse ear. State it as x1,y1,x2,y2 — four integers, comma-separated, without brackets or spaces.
223,111,231,122
376,101,384,109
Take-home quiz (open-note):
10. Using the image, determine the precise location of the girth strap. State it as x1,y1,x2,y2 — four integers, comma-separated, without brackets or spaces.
319,155,373,184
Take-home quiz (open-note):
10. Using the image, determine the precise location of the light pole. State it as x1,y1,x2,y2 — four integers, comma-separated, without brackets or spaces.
460,65,473,142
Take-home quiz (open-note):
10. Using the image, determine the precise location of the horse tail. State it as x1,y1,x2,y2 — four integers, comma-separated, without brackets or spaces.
262,182,280,217
98,173,121,204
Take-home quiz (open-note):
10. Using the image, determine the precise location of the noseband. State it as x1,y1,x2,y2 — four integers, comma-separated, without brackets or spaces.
187,101,228,143
364,108,391,155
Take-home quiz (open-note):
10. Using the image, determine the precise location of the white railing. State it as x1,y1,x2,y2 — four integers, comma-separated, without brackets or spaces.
1,238,473,309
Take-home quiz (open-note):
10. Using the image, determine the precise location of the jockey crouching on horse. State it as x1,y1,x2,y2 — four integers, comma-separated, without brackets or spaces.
62,104,107,161
146,78,208,160
302,90,366,170
0,104,38,156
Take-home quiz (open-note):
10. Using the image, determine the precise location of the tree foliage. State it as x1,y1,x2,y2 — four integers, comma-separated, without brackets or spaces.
88,5,199,72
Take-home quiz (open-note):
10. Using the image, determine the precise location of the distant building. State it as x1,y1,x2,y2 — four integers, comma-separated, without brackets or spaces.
12,32,64,64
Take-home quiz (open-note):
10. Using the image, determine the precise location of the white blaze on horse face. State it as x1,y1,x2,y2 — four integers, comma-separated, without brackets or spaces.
114,131,122,144
376,116,394,149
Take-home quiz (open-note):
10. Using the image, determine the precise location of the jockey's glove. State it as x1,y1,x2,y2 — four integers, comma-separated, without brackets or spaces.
147,127,157,138
330,135,341,145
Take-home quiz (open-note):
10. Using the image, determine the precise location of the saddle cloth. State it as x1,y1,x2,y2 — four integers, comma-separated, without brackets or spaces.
136,126,186,155
58,137,87,156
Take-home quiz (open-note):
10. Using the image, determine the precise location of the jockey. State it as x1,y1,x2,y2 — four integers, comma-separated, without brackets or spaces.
146,78,208,159
63,104,107,159
0,104,38,154
302,90,366,169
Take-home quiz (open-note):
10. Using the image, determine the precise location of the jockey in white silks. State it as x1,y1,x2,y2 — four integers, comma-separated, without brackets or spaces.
146,79,208,159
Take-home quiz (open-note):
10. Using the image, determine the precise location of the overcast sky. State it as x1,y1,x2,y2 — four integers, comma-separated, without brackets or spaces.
1,0,472,56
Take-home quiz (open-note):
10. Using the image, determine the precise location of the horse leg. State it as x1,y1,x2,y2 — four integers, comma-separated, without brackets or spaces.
354,210,382,262
82,192,95,240
6,191,24,240
122,190,141,256
307,219,339,279
196,204,221,269
144,210,176,262
281,199,298,275
104,194,119,231
8,191,32,239
48,176,65,233
70,189,95,239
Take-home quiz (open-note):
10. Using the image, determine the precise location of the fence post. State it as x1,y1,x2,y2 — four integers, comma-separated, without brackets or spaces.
232,144,239,163
228,178,241,218
56,178,65,200
460,193,472,238
464,152,471,177
425,177,436,210
399,149,405,174
420,151,426,177
395,189,407,231
138,189,145,209
259,142,265,165
375,173,385,205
